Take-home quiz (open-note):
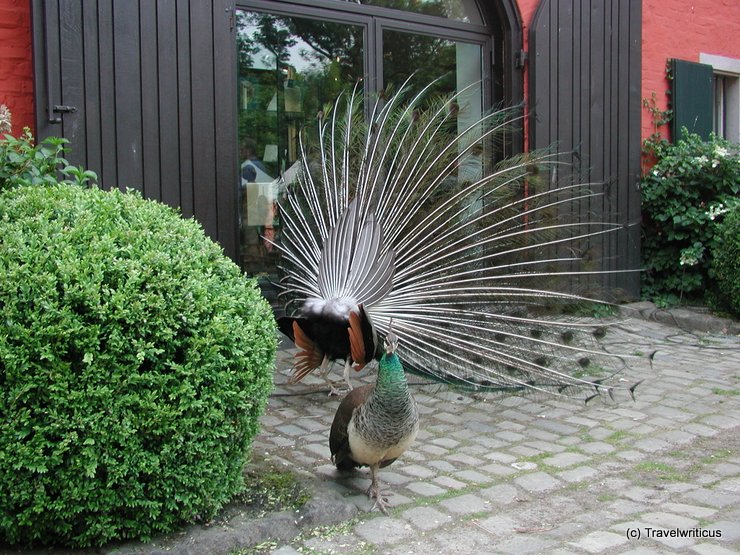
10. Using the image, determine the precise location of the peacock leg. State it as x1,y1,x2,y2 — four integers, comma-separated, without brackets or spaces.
342,358,354,391
367,463,389,515
318,355,343,396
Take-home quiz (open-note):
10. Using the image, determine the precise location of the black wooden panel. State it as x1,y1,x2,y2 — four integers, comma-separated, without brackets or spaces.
157,0,181,210
97,0,117,189
82,0,102,174
176,0,194,219
32,0,240,260
529,0,641,299
140,2,162,201
113,0,143,191
671,59,713,141
213,1,238,259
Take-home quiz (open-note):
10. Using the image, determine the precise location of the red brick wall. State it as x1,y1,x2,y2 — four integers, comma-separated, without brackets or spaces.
0,0,33,135
2,0,739,144
642,0,740,142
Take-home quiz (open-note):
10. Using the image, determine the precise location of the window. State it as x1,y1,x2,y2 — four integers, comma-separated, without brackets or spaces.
236,1,495,289
701,53,740,143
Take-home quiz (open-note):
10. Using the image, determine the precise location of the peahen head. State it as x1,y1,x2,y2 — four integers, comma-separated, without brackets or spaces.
385,323,399,355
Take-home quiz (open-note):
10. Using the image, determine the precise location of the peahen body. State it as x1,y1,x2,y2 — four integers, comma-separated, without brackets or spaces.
275,77,642,401
329,328,418,514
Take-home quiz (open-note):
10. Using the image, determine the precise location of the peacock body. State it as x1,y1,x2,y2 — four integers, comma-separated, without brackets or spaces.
329,330,418,514
275,77,640,401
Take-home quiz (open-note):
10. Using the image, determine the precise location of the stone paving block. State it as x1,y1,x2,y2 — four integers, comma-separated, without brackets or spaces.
431,436,460,449
399,464,437,479
479,483,520,505
474,514,516,536
354,517,416,545
569,530,628,553
682,487,737,508
525,439,567,453
632,437,670,452
480,462,517,477
447,453,485,466
509,445,542,458
660,502,717,519
606,499,648,516
641,511,698,529
454,469,493,484
483,451,518,464
439,493,490,515
514,471,562,492
542,452,591,468
431,526,494,553
405,481,448,497
579,441,616,455
433,475,468,490
401,505,452,531
558,465,599,483
496,430,526,442
494,533,557,554
692,544,740,555
427,460,457,473
614,450,648,462
712,520,740,542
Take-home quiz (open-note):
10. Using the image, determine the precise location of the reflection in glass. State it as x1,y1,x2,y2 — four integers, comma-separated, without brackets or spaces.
384,30,484,195
236,11,363,294
337,0,484,24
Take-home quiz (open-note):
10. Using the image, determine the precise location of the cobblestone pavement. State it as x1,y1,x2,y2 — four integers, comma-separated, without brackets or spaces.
255,316,740,555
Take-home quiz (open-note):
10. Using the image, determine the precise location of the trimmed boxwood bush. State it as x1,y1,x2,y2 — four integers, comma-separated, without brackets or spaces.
0,183,276,547
711,202,740,316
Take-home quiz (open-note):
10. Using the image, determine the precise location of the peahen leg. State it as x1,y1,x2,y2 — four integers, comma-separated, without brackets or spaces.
366,463,389,515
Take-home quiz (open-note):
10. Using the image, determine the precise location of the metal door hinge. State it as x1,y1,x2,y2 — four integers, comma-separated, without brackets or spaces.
515,50,528,69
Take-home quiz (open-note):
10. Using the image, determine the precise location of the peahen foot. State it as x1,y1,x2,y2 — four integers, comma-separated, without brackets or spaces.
367,464,391,515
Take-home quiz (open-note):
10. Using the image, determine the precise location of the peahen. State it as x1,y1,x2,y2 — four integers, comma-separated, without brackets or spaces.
275,77,641,401
329,325,418,515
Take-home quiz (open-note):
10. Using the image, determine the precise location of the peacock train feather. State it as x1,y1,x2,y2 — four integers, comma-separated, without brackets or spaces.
273,77,642,401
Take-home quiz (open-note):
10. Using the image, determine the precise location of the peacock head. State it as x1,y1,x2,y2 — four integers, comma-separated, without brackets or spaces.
385,321,399,355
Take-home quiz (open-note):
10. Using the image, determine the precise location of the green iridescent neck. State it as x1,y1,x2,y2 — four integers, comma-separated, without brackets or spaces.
377,352,407,389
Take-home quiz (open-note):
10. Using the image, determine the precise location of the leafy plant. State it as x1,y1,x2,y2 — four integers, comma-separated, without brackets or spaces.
0,128,97,190
640,128,740,305
710,201,740,315
0,183,277,547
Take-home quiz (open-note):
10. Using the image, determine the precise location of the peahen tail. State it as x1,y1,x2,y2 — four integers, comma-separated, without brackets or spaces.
274,77,642,401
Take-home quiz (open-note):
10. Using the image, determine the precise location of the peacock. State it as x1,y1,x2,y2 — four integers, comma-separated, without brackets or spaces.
274,77,642,401
329,325,418,515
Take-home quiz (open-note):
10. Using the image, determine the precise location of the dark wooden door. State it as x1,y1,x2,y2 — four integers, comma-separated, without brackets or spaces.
529,0,642,299
31,0,239,259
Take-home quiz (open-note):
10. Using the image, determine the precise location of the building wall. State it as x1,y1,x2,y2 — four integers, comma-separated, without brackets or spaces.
3,1,739,142
0,0,34,134
642,0,740,141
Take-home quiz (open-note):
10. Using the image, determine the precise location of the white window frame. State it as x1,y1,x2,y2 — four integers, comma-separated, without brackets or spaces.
700,53,740,143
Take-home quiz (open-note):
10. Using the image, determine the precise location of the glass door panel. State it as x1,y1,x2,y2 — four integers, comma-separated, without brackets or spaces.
236,11,364,294
383,29,484,186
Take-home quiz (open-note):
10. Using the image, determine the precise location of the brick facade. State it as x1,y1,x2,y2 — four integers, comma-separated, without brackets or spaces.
0,0,33,134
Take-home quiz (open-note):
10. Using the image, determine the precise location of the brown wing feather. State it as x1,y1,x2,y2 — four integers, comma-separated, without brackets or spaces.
348,310,367,370
329,383,374,469
289,321,324,384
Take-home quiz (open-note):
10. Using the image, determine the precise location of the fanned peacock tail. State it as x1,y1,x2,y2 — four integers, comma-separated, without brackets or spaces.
274,77,641,401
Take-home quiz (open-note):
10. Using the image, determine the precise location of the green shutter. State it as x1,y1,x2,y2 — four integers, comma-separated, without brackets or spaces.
671,59,713,141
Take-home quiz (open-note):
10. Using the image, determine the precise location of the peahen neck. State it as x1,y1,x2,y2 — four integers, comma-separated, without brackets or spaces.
373,352,410,402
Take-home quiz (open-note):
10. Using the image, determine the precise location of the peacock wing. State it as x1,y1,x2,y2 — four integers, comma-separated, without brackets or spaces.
329,383,374,469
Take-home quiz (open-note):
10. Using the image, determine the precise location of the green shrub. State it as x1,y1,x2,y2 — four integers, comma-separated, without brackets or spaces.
641,130,740,305
0,183,277,547
0,129,97,191
711,202,740,315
